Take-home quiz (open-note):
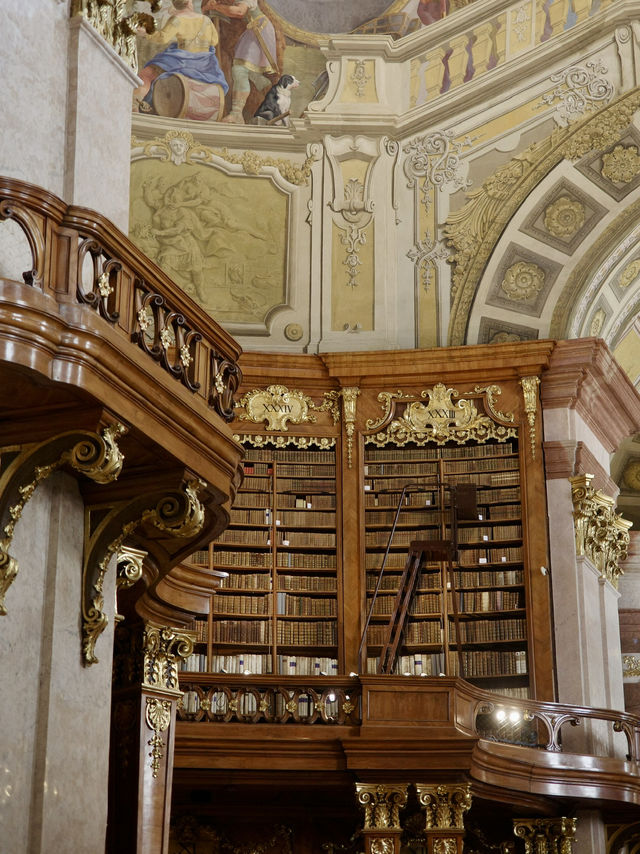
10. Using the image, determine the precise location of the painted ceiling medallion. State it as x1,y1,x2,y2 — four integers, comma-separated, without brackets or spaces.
601,144,640,184
618,258,640,289
501,261,545,301
543,196,585,238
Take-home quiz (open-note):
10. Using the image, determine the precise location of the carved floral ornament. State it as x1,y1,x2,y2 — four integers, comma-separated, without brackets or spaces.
513,817,577,854
416,783,472,830
501,261,545,302
601,144,640,184
143,623,194,694
365,383,515,447
236,385,340,432
145,697,172,778
570,473,632,588
543,196,585,238
356,783,408,829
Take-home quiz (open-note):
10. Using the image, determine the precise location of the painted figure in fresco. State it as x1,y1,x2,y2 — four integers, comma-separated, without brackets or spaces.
201,0,281,123
134,0,228,120
417,0,448,25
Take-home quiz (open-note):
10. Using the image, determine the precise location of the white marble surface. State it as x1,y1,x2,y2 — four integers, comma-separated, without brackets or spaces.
0,473,115,853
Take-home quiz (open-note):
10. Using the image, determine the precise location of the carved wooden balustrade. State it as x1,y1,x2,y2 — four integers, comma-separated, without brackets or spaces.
177,675,361,725
0,177,241,421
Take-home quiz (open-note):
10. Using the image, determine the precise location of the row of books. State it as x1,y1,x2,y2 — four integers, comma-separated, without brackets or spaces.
185,620,208,642
451,649,528,676
367,623,443,645
458,546,523,565
280,574,337,591
245,449,335,464
452,568,524,587
449,617,527,643
364,443,516,461
457,524,522,543
276,463,336,477
365,491,435,508
443,457,519,474
212,593,271,615
276,592,337,616
229,509,338,528
212,620,270,644
277,531,336,547
365,529,441,547
213,551,271,568
278,477,336,492
277,655,338,675
482,504,521,520
242,462,271,475
366,653,447,675
217,528,269,545
276,621,337,645
449,589,523,611
276,552,337,568
369,593,442,616
477,486,520,503
220,572,271,589
233,493,336,510
180,653,209,672
366,571,441,589
242,476,273,490
364,462,438,476
364,508,439,524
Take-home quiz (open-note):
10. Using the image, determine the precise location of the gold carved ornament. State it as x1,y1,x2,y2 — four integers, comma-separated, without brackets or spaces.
416,783,472,830
570,474,631,588
365,383,515,447
500,261,545,302
519,376,540,459
623,654,640,677
356,783,409,830
82,477,206,665
341,387,360,469
601,144,640,184
445,86,640,345
543,196,586,238
143,623,194,694
145,697,172,779
513,817,577,854
235,385,341,432
0,424,126,617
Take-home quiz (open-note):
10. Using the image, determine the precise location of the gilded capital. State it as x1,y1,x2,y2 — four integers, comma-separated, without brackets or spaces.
570,474,632,587
356,783,408,830
143,623,195,694
513,817,577,854
416,783,472,830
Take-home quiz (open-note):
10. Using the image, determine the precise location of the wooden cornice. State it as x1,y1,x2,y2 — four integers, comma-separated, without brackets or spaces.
540,338,640,453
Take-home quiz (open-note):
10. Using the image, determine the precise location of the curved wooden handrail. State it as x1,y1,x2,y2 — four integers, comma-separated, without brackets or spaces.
0,176,241,422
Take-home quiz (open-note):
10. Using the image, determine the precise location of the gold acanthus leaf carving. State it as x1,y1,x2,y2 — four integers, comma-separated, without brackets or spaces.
519,376,540,459
570,474,632,588
416,783,472,830
356,784,408,829
132,130,318,186
513,817,577,851
143,623,194,693
445,87,640,345
236,385,340,431
366,384,516,447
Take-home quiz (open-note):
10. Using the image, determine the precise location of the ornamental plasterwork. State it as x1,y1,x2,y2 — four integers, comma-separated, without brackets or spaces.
622,459,640,491
501,261,545,301
329,175,375,289
543,196,585,238
540,60,614,128
404,130,472,213
236,385,340,431
131,130,320,186
618,258,640,289
589,307,606,336
356,783,408,829
570,474,632,588
446,87,640,345
351,59,372,98
366,383,516,446
601,144,640,184
406,230,450,293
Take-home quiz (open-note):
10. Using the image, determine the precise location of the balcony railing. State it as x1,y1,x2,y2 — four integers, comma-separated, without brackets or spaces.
0,177,241,422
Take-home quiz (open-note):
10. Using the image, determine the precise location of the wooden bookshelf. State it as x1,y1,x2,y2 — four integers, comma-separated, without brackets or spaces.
182,443,340,676
362,439,532,696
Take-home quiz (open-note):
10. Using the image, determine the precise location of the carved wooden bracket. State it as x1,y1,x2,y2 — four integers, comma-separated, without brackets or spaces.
236,385,341,431
0,424,126,616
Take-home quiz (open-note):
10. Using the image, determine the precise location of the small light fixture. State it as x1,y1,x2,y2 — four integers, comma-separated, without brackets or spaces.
495,709,507,722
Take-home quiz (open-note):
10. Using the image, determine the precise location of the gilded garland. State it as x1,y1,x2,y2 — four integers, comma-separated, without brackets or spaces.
365,383,515,447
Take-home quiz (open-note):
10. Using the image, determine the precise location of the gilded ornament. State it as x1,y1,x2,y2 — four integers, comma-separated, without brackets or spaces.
143,623,194,693
416,783,472,829
234,434,336,450
513,817,577,854
145,697,172,778
570,474,632,587
543,196,585,238
618,258,640,289
601,144,640,184
366,384,515,447
71,0,159,72
433,840,457,854
116,545,145,592
371,840,394,854
623,654,640,677
519,376,540,459
340,387,360,469
236,385,340,431
356,783,408,829
501,261,545,301
97,271,113,298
